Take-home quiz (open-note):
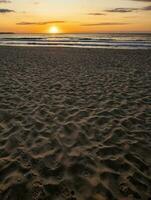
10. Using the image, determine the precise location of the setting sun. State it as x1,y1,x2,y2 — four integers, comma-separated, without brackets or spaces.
49,26,59,34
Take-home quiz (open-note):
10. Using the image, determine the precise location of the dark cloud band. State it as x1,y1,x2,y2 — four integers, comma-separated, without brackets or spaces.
17,21,66,25
105,6,151,13
0,8,14,13
132,0,151,2
81,22,129,26
105,8,138,13
0,0,11,3
88,13,106,16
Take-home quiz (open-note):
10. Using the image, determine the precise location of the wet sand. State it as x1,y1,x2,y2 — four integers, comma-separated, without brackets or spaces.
0,47,151,200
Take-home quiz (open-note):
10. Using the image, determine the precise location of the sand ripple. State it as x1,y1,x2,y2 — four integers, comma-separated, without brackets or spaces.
0,47,151,200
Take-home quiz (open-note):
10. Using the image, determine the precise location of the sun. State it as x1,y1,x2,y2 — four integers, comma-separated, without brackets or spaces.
49,26,59,34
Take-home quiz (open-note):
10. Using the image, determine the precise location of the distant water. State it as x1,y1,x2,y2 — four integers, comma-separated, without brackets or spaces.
0,33,151,49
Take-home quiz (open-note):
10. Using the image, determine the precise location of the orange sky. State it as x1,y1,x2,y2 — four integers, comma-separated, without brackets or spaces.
0,0,151,33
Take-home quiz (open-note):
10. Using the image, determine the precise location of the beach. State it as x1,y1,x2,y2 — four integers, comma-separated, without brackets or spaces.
0,46,151,200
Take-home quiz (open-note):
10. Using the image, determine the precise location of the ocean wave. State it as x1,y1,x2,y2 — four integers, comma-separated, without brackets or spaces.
0,33,151,49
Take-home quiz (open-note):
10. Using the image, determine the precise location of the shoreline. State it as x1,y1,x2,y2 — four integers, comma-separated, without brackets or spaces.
1,45,151,51
0,45,151,50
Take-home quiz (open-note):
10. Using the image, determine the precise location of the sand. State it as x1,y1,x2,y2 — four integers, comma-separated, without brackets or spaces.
0,46,151,200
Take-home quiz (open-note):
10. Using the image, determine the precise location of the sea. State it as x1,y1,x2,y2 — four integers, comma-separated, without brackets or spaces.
0,33,151,49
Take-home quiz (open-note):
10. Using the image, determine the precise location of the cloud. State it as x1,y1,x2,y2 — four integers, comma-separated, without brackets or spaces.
17,21,66,25
105,6,151,13
0,0,11,3
0,8,14,13
33,1,39,5
131,0,151,2
143,5,151,10
88,13,106,16
105,8,138,13
81,22,129,26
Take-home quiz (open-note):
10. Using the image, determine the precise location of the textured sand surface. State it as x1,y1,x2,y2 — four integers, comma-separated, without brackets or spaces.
0,47,151,200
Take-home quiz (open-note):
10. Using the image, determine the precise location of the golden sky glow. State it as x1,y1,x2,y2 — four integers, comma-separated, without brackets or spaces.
0,0,151,33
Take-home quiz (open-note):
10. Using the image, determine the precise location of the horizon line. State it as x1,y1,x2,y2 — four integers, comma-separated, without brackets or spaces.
0,31,151,34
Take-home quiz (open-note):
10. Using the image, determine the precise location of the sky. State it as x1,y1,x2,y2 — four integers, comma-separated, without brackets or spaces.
0,0,151,33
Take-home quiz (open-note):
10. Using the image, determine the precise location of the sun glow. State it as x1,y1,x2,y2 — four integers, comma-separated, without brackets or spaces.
49,26,59,34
